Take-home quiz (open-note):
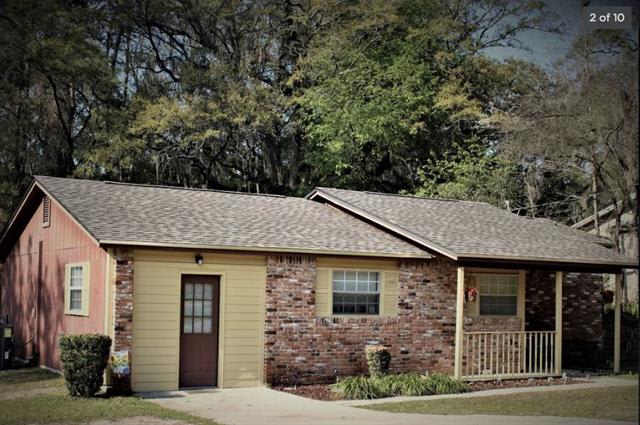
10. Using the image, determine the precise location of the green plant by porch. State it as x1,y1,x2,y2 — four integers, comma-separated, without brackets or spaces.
331,372,468,399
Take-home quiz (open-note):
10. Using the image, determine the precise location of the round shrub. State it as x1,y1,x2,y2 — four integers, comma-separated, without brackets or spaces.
365,345,391,378
59,334,112,397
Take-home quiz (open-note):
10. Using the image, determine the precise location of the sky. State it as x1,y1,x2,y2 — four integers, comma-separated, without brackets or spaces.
484,0,639,68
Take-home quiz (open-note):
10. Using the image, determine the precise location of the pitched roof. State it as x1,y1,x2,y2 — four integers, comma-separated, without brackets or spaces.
19,176,427,258
308,187,635,267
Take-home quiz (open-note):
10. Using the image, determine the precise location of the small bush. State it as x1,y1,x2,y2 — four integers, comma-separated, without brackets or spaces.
365,345,391,378
330,376,385,399
59,334,112,397
377,372,432,396
425,373,469,394
331,372,467,399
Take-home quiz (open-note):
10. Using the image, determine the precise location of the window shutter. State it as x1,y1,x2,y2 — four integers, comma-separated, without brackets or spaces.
63,264,71,313
42,196,51,227
381,271,399,317
81,263,91,316
315,268,331,317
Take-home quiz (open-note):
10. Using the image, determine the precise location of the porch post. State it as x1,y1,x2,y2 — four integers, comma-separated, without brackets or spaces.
454,266,464,379
554,271,563,375
614,273,622,373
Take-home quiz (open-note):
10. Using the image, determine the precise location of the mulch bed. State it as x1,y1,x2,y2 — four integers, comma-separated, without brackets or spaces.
275,384,335,401
275,377,589,401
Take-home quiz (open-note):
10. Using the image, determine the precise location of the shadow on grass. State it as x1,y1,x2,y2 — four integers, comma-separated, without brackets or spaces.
0,367,61,387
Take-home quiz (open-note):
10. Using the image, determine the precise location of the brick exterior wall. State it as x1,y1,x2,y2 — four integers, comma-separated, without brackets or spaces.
525,270,604,368
263,256,608,384
112,250,134,392
264,255,457,386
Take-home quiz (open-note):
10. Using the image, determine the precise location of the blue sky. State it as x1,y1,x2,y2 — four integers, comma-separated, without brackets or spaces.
484,0,638,68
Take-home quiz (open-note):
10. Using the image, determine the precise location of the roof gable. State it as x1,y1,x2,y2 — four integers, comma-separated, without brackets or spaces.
0,177,428,259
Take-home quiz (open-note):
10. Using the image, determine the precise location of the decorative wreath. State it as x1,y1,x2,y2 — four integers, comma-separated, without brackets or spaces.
465,286,478,302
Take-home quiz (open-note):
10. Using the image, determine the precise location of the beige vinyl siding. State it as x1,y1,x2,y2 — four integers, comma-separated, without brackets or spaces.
315,256,399,318
131,250,266,392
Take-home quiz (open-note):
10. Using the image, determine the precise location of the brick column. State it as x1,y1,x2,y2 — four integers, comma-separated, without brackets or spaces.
111,250,134,393
264,254,316,386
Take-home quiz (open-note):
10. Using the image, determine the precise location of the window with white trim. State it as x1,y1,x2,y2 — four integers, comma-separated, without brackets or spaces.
65,263,89,316
69,266,83,311
478,274,517,316
332,271,379,315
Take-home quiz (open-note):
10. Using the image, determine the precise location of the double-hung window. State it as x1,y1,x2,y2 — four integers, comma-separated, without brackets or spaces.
332,271,379,315
478,274,517,316
65,263,89,316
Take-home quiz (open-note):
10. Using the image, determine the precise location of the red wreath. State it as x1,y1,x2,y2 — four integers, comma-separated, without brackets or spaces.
465,286,478,302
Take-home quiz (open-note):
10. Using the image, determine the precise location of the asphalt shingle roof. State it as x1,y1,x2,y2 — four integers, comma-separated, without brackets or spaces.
34,176,427,258
310,187,635,267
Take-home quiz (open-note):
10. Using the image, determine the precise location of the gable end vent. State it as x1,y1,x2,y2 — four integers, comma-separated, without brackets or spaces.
42,196,51,228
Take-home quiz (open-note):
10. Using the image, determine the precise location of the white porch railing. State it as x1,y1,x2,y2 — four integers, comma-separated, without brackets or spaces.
461,331,557,380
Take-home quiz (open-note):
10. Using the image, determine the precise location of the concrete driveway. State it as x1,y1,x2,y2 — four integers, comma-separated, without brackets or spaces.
143,379,636,425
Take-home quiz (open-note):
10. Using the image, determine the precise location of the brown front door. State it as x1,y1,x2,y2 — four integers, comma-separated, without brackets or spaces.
179,275,220,387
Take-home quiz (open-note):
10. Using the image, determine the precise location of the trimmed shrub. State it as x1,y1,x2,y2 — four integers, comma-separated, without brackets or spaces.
330,376,385,399
59,334,112,397
365,345,391,378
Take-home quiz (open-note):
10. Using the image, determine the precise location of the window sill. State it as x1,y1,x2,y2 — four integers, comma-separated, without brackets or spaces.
65,311,89,317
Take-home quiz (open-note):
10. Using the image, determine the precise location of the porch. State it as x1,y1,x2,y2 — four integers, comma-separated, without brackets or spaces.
453,267,624,381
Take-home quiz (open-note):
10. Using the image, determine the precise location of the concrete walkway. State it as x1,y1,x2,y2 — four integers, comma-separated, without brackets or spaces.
143,377,637,425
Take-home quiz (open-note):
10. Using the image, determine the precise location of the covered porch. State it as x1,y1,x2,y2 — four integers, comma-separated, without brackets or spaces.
453,266,624,381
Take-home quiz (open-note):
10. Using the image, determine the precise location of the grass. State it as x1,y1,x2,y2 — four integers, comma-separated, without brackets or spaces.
362,385,639,422
0,368,220,425
0,368,64,391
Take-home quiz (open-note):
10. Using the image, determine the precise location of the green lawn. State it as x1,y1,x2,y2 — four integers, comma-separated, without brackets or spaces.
0,368,220,425
362,385,639,422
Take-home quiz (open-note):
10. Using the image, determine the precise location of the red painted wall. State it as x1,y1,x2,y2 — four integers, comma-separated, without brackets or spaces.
1,196,107,370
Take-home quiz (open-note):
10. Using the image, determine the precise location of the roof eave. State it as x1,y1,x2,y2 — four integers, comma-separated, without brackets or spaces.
98,239,433,259
458,253,638,272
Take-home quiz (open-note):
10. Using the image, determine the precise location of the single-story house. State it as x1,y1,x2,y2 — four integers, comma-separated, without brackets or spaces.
0,176,635,392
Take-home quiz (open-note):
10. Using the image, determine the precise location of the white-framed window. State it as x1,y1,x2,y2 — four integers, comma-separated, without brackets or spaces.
478,274,517,316
332,270,379,315
64,262,90,316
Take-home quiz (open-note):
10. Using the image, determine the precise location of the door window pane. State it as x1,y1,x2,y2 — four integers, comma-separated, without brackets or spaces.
203,301,212,317
183,318,193,333
193,317,203,333
203,318,212,333
184,283,194,299
194,300,203,316
204,285,213,300
183,282,216,334
184,300,193,316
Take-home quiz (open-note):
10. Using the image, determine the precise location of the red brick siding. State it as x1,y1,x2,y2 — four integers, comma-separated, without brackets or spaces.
264,255,456,386
525,270,604,368
112,249,134,391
